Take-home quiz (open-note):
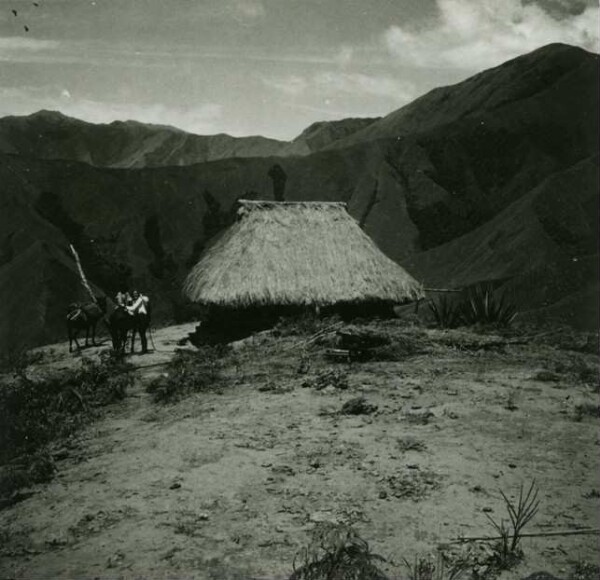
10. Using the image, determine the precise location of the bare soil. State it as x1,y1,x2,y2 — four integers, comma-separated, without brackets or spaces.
1,322,598,579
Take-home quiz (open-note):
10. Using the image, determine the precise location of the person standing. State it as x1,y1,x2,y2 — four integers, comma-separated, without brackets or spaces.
116,289,132,310
128,290,151,354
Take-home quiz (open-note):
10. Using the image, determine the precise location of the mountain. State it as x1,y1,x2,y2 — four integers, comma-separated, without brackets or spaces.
0,43,597,353
0,111,380,169
326,43,597,152
292,117,380,152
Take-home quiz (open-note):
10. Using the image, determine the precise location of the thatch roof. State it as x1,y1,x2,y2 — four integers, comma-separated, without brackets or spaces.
183,200,424,308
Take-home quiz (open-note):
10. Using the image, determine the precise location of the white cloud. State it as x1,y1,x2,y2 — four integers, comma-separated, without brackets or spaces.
314,72,417,101
0,36,59,53
0,86,224,135
261,75,309,96
263,71,417,103
384,0,599,71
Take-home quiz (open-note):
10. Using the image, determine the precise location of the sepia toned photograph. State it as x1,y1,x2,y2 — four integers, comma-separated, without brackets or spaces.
0,1,598,578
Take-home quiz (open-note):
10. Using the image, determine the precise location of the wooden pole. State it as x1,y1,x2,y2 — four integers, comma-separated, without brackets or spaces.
446,528,600,544
424,288,463,293
69,244,97,304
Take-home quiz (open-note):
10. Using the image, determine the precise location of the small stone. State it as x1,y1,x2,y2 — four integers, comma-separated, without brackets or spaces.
169,482,181,490
482,507,493,513
379,490,388,499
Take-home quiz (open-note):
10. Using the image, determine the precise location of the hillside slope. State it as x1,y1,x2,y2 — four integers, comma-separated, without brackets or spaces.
0,43,597,351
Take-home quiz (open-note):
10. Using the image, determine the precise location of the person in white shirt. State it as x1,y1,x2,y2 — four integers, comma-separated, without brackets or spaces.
127,290,151,353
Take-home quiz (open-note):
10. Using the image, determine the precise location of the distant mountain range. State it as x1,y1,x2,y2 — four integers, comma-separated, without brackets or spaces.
0,110,379,167
0,43,597,352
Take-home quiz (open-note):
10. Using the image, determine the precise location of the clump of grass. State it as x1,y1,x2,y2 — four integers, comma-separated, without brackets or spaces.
340,396,377,415
533,370,561,382
290,522,388,580
146,347,229,403
397,437,427,453
569,561,600,580
385,469,440,500
302,369,349,391
428,296,462,329
484,480,540,571
403,553,466,580
0,350,134,494
573,402,600,422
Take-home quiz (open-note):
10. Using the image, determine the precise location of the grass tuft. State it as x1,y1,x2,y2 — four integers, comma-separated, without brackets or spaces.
290,522,388,580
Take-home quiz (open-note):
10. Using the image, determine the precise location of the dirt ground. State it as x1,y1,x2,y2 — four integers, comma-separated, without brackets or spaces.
0,321,598,579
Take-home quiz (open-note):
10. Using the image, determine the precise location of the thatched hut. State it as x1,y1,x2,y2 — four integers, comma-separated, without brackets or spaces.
184,200,423,340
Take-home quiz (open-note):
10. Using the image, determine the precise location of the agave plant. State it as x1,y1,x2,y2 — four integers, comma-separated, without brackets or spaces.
460,283,517,327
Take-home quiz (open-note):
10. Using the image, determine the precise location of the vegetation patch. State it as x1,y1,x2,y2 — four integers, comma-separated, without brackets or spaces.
0,351,134,495
429,283,517,329
302,369,349,391
340,396,377,416
573,402,600,422
290,522,388,580
397,437,427,453
146,347,230,403
385,469,440,501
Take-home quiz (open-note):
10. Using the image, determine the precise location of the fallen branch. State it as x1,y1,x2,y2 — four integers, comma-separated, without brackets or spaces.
445,528,600,544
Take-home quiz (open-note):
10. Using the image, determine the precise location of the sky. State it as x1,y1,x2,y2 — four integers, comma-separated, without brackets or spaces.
0,0,597,140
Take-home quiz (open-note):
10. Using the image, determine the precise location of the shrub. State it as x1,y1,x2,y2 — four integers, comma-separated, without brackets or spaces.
290,522,388,580
146,347,229,403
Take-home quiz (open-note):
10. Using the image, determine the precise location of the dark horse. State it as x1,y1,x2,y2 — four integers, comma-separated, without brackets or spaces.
106,307,150,354
67,296,107,352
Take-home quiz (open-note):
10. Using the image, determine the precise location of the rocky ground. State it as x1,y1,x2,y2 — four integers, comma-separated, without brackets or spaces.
0,321,598,579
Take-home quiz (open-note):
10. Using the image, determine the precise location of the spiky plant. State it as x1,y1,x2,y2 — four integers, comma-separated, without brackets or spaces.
485,481,540,568
460,283,517,327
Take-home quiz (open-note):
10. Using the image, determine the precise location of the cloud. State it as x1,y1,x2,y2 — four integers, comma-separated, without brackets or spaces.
262,75,308,96
384,0,599,71
0,86,223,135
263,71,417,103
314,72,417,101
0,36,59,53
